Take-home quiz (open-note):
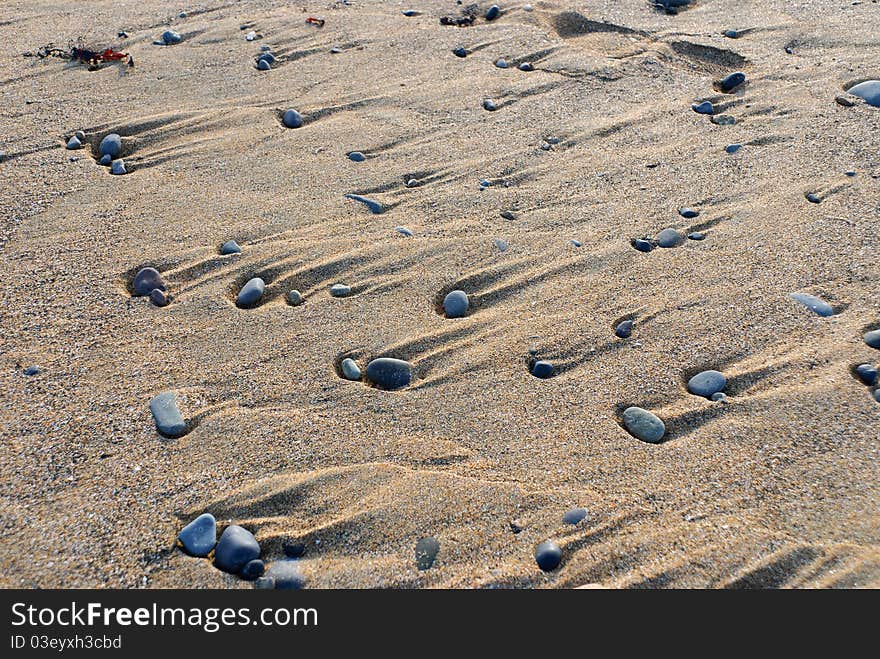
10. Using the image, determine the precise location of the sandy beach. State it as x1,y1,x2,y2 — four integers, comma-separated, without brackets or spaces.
1,0,878,588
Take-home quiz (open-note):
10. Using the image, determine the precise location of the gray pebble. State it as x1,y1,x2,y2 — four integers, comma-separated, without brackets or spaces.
66,136,82,150
133,267,166,296
531,360,555,379
501,210,517,220
725,143,742,154
149,288,169,307
415,537,440,570
74,130,85,141
632,238,653,253
253,576,275,589
99,154,112,166
220,240,242,255
348,151,366,162
257,52,276,65
178,513,217,557
535,540,562,572
341,358,361,381
570,239,581,247
266,561,305,589
214,525,260,574
256,59,271,71
395,226,413,237
622,406,665,443
161,30,182,45
23,366,40,376
99,134,122,158
789,292,835,317
365,357,412,390
486,4,501,20
287,290,303,306
330,283,351,297
718,71,746,93
847,80,880,107
237,277,265,307
495,58,508,68
518,62,534,71
687,370,726,398
723,29,740,39
691,101,714,115
282,109,303,128
405,178,418,187
679,207,699,218
710,114,736,125
443,290,469,318
656,228,683,248
483,99,497,111
805,192,821,204
864,330,880,349
150,391,187,438
688,231,705,240
240,559,265,581
562,508,587,525
854,364,878,387
110,159,126,175
615,320,633,338
495,238,508,252
344,194,384,214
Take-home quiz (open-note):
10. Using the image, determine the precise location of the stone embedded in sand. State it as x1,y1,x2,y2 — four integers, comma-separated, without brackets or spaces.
99,154,112,166
483,99,497,111
562,508,587,525
847,80,880,107
237,277,265,307
214,525,260,574
679,207,700,218
348,151,366,162
287,289,303,306
719,71,746,93
622,406,665,443
725,143,742,154
160,30,182,45
282,109,303,128
615,320,633,339
220,240,242,255
257,52,276,65
485,4,501,20
657,228,683,248
854,364,878,387
110,159,126,175
495,58,508,68
687,370,726,398
133,267,166,296
632,238,653,253
691,101,714,115
150,391,187,438
711,114,736,126
688,231,705,241
256,59,271,71
340,358,361,381
344,194,384,214
365,357,412,390
330,283,352,298
531,360,555,379
519,62,534,72
864,330,880,350
724,29,741,39
789,292,835,317
453,47,468,58
805,192,822,204
240,559,266,581
443,290,469,318
66,136,82,150
149,288,169,307
245,31,257,41
415,537,440,570
178,513,217,557
267,560,305,589
535,540,562,572
99,133,122,158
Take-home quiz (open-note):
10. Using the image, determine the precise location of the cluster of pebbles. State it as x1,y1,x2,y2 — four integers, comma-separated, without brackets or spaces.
66,132,127,174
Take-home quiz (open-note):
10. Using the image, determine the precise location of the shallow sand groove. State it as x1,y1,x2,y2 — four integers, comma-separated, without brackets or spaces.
0,1,878,587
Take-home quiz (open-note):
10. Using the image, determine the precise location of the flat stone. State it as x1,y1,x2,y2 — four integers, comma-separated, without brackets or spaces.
691,101,714,115
415,537,440,570
240,559,265,581
501,210,517,220
66,136,82,150
178,513,217,557
615,320,633,338
341,358,361,381
789,292,835,317
150,391,186,438
632,239,653,253
725,143,742,154
402,9,421,16
679,207,700,218
220,240,242,254
486,4,501,20
23,366,40,376
287,290,303,306
495,238,508,252
132,267,166,296
110,159,126,175
149,288,169,307
214,525,260,574
847,80,880,107
805,192,822,203
562,508,587,525
687,370,726,398
453,47,468,58
348,151,366,162
535,540,562,572
161,30,182,45
330,283,352,297
99,133,122,158
444,290,469,318
344,193,384,214
718,71,746,92
711,114,736,125
723,29,740,38
622,406,665,443
688,231,705,240
864,330,880,349
282,109,303,128
237,277,266,308
266,561,305,589
365,357,412,390
656,228,683,248
531,360,555,379
854,364,878,387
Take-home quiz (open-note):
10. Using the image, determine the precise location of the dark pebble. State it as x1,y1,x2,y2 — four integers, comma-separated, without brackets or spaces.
237,277,265,307
725,143,742,154
415,537,440,570
220,240,242,255
687,370,727,398
256,59,270,71
178,513,217,557
691,101,714,115
864,330,880,349
805,192,821,203
718,71,746,93
345,193,384,214
214,525,260,574
710,114,736,125
283,542,307,558
402,9,421,16
632,238,653,253
485,4,501,20
723,29,740,38
501,210,517,220
348,151,366,162
149,288,169,307
365,357,412,390
562,508,587,525
854,364,878,387
534,540,562,572
282,109,303,128
453,47,468,58
23,366,40,376
257,52,276,65
161,30,182,45
240,559,266,581
679,207,699,218
615,320,633,339
483,99,497,111
518,62,534,71
531,360,555,379
99,154,112,166
688,231,705,241
99,134,122,158
133,267,166,296
495,58,508,68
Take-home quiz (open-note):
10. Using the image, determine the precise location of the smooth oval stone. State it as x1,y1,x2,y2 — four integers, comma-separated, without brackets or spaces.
257,52,276,65
656,228,683,248
719,71,746,92
344,193,384,214
691,101,714,115
396,226,413,237
415,537,440,570
402,9,421,16
711,114,736,125
453,47,468,58
282,109,303,128
256,59,271,71
562,508,587,525
687,370,726,398
330,283,351,297
149,288,169,307
485,4,501,20
531,360,555,379
162,30,182,44
500,210,517,220
570,239,581,247
483,99,497,111
723,29,740,38
495,58,508,68
99,133,122,157
535,540,562,572
150,391,186,438
133,267,166,296
240,559,265,580
237,277,265,307
365,357,412,390
220,240,241,254
178,513,217,557
805,192,822,204
214,525,260,574
864,330,880,349
622,406,665,443
266,561,305,589
348,151,366,162
679,207,699,218
99,154,112,166
110,159,126,175
847,80,880,107
444,290,469,318
725,143,742,154
632,238,653,253
287,289,303,305
854,364,878,387
615,320,633,338
789,292,834,317
688,231,705,241
405,178,419,187
518,62,534,71
66,136,82,150
23,366,40,376
340,358,361,381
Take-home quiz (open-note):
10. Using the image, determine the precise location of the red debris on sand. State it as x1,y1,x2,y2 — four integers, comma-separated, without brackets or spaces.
305,17,325,27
